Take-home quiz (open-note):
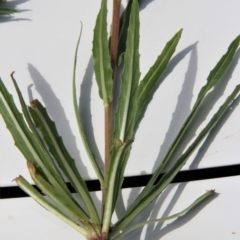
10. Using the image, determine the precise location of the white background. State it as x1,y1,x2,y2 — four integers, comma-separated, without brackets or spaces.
0,0,240,185
0,0,240,239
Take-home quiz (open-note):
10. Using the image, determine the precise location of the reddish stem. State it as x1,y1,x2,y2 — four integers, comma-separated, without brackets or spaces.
110,0,121,82
102,0,122,218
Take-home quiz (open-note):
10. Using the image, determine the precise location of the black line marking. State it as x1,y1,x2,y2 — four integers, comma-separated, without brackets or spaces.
1,164,240,199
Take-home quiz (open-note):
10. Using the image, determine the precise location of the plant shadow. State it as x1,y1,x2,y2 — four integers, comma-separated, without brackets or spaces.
145,189,218,240
0,0,30,23
139,0,156,10
190,93,240,169
154,47,240,172
120,44,240,239
27,64,92,179
115,42,197,232
79,57,104,171
152,43,199,172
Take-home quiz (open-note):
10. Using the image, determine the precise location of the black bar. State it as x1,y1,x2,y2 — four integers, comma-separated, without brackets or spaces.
1,164,240,199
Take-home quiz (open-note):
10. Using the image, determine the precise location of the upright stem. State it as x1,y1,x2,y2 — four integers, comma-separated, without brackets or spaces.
102,0,121,217
102,104,112,208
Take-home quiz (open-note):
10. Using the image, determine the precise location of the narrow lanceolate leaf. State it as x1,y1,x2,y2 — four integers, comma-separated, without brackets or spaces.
73,25,104,185
102,140,133,234
102,1,140,235
0,79,69,195
0,78,39,164
28,100,100,226
92,0,113,106
133,34,240,203
11,73,45,146
111,190,215,239
114,85,240,231
195,35,240,106
111,30,182,209
15,176,90,238
8,75,76,202
114,0,140,142
117,0,133,66
110,0,140,217
136,29,183,122
111,29,182,210
27,162,90,222
117,0,146,65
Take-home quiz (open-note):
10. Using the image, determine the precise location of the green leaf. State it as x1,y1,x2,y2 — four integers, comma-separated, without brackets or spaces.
136,29,183,122
111,190,215,239
102,0,140,235
195,35,240,106
117,0,146,65
114,84,240,231
15,175,90,238
0,78,39,165
10,73,50,153
110,0,140,212
111,29,182,208
102,140,133,234
28,99,100,226
114,0,140,142
0,78,74,202
117,0,133,66
110,0,143,218
73,24,104,186
112,25,182,217
0,6,18,15
144,34,240,194
124,35,240,214
92,0,113,106
27,161,90,222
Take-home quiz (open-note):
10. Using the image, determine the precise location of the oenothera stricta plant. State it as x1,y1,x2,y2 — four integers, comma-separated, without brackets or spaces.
0,0,240,239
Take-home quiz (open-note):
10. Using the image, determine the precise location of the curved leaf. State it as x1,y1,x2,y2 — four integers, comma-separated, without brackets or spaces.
15,175,90,238
111,190,215,239
114,85,240,231
29,99,100,226
72,25,104,185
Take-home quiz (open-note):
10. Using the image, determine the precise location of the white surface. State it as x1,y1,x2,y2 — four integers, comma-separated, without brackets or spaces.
1,176,240,240
1,0,240,187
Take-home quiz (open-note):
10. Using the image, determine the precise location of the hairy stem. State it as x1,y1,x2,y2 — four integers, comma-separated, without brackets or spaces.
102,104,112,212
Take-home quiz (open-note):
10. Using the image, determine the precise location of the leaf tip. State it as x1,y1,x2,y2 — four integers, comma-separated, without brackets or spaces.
206,189,215,194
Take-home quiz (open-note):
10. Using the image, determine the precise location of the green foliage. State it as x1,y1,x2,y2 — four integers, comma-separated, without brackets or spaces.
0,0,19,16
92,0,113,106
0,0,239,239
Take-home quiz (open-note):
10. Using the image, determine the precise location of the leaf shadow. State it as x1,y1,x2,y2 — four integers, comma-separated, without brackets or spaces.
121,183,218,240
145,190,218,240
79,57,104,172
27,64,92,180
152,43,199,172
184,48,240,167
135,42,197,131
120,44,240,239
139,0,156,10
156,47,240,172
190,93,240,169
115,171,146,220
145,183,187,238
115,43,197,231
